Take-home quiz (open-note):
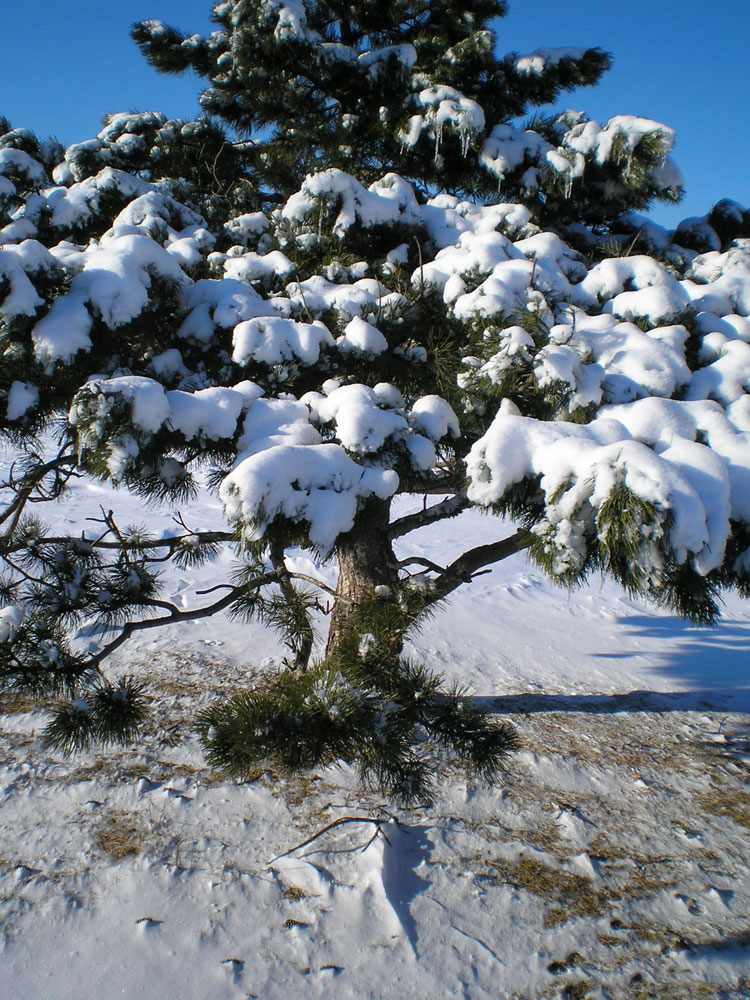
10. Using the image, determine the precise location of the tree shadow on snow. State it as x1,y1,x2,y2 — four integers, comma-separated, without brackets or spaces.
484,609,750,714
379,821,431,952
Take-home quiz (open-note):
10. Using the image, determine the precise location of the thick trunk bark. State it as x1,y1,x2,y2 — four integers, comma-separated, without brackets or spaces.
325,497,400,659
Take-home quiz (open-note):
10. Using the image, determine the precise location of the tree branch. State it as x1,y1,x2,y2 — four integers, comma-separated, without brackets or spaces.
431,530,533,600
267,814,395,865
0,528,235,558
269,539,314,670
85,572,279,669
0,453,77,537
388,493,469,540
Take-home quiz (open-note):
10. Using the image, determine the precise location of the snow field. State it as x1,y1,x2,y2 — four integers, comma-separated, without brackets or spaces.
0,483,748,999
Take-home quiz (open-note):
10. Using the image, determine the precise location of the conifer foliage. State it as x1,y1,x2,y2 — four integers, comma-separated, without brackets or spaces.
2,2,750,801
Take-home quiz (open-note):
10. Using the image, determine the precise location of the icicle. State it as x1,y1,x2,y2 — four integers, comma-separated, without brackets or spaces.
564,171,573,200
434,121,444,164
460,126,470,158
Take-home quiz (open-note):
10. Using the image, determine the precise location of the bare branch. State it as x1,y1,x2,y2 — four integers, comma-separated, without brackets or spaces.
388,493,469,540
269,539,314,670
267,814,396,865
0,528,234,558
85,572,279,669
0,452,77,537
397,556,446,575
288,571,338,598
430,530,533,600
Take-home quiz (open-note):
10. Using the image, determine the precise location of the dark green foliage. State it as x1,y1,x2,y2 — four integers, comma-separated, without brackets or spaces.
256,584,318,662
0,613,92,697
198,617,519,804
649,562,722,626
531,114,681,232
43,676,149,751
199,588,518,803
594,485,661,597
131,1,613,215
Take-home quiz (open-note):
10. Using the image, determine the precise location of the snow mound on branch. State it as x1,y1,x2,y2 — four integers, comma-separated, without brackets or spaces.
599,396,750,524
477,113,680,202
223,250,295,283
480,124,581,185
167,386,250,441
32,235,188,368
555,316,691,403
688,245,750,316
467,412,729,575
513,47,590,74
451,258,558,323
421,195,532,249
0,243,47,319
178,277,274,342
44,168,153,231
565,116,675,166
220,443,398,550
285,274,404,322
0,147,46,185
336,316,389,355
282,169,422,236
69,377,268,482
572,256,691,323
409,396,460,441
417,230,524,298
107,190,204,241
232,315,334,367
304,383,410,454
237,396,321,457
262,0,312,42
6,381,39,420
358,43,417,76
410,85,486,156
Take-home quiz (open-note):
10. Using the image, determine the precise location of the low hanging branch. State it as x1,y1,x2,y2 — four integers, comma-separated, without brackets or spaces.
80,572,281,670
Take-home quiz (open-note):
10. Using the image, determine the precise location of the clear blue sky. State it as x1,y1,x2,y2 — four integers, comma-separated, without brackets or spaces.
1,1,747,228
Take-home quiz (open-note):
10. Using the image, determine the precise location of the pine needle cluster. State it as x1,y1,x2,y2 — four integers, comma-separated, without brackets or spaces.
199,596,519,804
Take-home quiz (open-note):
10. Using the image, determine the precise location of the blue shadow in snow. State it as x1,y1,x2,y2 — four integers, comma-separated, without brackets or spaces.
483,609,750,714
379,822,431,952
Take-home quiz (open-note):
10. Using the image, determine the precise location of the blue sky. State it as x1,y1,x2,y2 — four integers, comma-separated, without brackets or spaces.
1,1,746,228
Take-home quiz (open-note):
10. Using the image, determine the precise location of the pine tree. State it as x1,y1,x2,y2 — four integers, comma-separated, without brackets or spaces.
2,2,750,803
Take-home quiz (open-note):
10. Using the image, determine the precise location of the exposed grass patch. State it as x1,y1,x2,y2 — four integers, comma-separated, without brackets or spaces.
481,855,612,925
628,984,727,1000
283,885,308,901
94,812,144,861
698,787,750,829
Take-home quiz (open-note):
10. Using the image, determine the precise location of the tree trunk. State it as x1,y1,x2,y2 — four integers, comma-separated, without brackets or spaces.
325,497,400,659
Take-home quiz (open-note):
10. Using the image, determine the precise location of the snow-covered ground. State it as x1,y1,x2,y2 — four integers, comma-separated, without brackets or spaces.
1,473,749,999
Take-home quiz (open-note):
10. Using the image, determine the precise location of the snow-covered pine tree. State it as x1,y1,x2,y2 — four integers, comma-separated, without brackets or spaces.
2,1,750,802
